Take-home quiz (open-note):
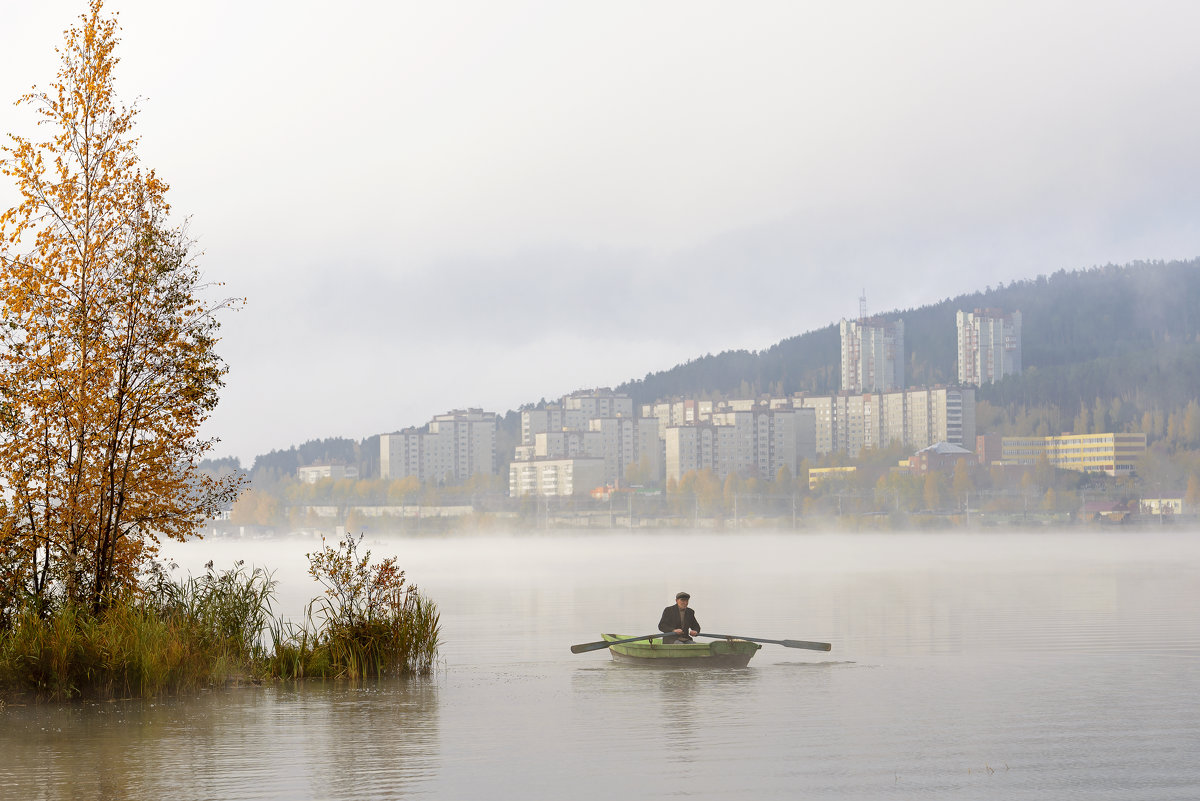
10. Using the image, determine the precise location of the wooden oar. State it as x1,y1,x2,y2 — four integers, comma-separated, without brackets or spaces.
696,633,832,651
570,632,667,654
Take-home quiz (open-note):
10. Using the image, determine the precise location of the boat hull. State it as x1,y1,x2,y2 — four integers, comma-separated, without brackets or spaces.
603,633,760,667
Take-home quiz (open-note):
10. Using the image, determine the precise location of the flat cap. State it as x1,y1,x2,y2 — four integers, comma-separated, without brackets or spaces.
676,591,690,600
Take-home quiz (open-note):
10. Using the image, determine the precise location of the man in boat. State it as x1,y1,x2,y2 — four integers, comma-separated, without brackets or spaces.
658,591,700,643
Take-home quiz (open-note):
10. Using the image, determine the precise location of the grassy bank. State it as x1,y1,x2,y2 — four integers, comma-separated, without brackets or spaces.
0,539,440,700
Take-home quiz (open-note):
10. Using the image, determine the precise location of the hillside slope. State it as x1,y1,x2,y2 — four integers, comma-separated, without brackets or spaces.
617,259,1200,411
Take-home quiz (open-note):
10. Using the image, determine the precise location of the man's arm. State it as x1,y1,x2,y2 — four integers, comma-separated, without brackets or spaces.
657,606,675,633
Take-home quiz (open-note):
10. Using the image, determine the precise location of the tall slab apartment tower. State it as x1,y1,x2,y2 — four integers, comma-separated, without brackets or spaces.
957,309,1022,386
840,317,905,393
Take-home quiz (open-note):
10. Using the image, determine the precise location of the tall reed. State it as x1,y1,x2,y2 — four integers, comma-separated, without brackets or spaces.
0,561,278,699
1,549,441,699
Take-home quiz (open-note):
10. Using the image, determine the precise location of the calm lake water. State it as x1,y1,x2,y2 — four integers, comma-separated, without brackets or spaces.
3,530,1199,800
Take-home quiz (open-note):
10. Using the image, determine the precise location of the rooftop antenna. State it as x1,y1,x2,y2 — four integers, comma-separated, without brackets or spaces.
859,289,868,322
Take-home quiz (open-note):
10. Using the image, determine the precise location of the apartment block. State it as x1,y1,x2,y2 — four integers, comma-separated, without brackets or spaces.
508,457,607,498
379,429,422,481
664,423,716,482
380,409,497,484
792,387,975,458
664,403,814,483
563,389,634,419
798,396,835,455
957,309,1022,387
879,391,907,448
641,399,714,439
587,416,662,486
511,389,661,496
840,317,905,393
521,405,589,445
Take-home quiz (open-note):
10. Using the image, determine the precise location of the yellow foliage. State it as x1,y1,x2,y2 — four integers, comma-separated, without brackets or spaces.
0,1,242,613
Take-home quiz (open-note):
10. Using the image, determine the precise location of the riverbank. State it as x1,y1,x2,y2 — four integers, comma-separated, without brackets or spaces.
205,508,1200,538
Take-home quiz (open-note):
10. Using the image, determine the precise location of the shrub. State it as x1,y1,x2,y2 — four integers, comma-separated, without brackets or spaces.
267,533,440,679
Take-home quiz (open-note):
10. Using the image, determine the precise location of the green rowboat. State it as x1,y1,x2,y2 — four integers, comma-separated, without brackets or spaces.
602,633,761,667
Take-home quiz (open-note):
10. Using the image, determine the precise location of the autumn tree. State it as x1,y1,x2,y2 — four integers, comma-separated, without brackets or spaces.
0,1,240,614
773,464,794,491
1185,474,1200,509
922,472,945,511
677,469,723,516
952,459,975,508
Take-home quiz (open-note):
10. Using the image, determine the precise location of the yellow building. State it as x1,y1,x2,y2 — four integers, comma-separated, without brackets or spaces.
808,465,857,490
1000,433,1146,477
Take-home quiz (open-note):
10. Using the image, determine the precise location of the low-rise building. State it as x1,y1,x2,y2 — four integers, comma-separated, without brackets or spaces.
808,465,857,490
509,457,606,498
907,441,975,475
1140,498,1184,516
1000,432,1147,477
297,464,359,483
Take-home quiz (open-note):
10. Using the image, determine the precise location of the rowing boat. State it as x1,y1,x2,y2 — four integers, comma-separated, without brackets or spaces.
601,633,761,667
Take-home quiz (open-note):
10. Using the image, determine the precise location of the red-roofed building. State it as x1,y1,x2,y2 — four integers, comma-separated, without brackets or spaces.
908,441,976,476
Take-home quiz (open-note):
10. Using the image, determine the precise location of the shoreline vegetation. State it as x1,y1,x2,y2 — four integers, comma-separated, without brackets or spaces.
0,533,440,701
205,500,1198,536
205,515,1193,540
0,5,445,705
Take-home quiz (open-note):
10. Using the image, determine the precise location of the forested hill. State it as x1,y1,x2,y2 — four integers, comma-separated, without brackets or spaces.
616,259,1200,412
221,259,1199,480
248,436,379,480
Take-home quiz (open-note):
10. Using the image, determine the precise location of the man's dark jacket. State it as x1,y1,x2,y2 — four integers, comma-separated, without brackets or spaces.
658,604,700,636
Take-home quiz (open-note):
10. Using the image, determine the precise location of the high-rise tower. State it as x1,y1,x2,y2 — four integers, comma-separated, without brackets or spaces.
840,315,905,393
956,309,1022,386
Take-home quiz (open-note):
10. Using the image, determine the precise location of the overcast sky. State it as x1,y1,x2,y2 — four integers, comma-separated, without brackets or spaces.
3,1,1200,465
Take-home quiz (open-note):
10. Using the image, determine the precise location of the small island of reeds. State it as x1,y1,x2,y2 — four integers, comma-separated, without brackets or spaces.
0,533,440,700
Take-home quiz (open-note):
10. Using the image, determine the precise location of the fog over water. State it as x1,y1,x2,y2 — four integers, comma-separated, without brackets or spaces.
3,530,1198,800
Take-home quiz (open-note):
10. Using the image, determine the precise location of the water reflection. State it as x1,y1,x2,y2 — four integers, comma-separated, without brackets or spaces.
0,679,440,801
658,670,703,764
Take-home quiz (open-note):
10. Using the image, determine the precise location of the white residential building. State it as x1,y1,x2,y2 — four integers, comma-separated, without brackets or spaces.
510,390,661,496
664,403,815,483
509,457,606,498
380,409,497,484
840,317,905,393
792,387,974,458
379,429,422,481
587,416,662,486
641,399,714,439
665,424,715,482
957,309,1022,386
564,388,634,419
521,389,636,446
